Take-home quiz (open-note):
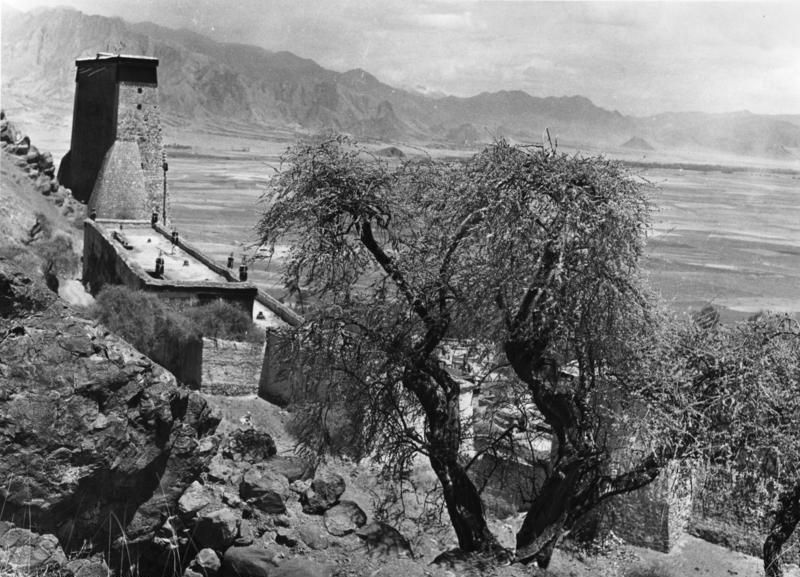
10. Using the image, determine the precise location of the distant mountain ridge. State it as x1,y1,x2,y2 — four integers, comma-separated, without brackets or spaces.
2,7,800,159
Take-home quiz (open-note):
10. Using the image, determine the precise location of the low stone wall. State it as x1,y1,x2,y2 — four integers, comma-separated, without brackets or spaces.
688,466,799,563
201,337,265,396
600,461,699,552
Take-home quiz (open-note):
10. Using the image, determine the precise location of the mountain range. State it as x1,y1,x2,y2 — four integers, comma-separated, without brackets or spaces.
3,6,800,160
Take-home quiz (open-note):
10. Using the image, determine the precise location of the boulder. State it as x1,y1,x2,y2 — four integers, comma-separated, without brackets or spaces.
0,524,66,571
179,481,214,517
355,521,412,557
223,428,277,463
220,545,279,577
193,508,239,551
190,547,222,576
300,472,346,514
207,455,244,485
0,263,220,556
271,558,332,577
235,519,256,546
262,455,314,483
65,555,110,577
323,501,367,537
274,527,299,547
240,465,290,514
296,524,329,551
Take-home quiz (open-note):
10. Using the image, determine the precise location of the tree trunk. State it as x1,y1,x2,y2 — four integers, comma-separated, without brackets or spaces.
516,460,582,567
404,366,498,553
429,451,497,552
764,483,800,577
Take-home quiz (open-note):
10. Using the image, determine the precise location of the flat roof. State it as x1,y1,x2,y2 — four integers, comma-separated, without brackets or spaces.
117,227,228,283
93,220,287,326
76,53,159,66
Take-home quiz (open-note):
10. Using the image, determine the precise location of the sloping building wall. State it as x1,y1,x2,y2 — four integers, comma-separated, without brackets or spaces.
89,140,149,219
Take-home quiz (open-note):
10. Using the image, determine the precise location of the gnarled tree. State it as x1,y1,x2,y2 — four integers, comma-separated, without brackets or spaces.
257,136,695,563
256,136,502,553
455,142,696,566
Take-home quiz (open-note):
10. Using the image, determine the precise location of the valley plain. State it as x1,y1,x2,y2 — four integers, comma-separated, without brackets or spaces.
161,136,800,322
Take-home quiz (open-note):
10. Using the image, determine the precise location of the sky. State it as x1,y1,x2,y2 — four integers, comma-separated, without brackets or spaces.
3,0,800,116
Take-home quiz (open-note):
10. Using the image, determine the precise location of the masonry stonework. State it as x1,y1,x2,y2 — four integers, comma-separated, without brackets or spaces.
201,338,265,395
64,54,164,220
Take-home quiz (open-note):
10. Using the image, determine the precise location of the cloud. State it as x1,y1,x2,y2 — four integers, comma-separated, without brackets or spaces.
407,11,476,30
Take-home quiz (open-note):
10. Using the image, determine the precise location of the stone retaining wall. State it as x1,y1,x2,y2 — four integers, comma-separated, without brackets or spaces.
201,337,265,395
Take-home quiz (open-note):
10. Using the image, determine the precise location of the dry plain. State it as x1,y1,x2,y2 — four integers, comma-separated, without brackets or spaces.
163,141,800,322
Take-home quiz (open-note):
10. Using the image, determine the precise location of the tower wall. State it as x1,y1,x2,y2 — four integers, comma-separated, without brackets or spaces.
69,61,119,203
117,80,164,217
68,55,164,216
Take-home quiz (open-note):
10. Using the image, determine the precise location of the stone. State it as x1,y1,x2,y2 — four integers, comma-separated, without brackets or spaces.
323,500,367,536
297,524,329,551
273,514,291,528
207,455,243,485
274,527,299,547
271,558,332,577
240,465,290,514
0,262,220,555
191,547,222,576
0,525,67,570
235,519,256,546
193,508,240,550
300,472,346,514
223,427,277,463
355,521,412,557
262,456,314,483
65,555,110,577
179,481,214,517
25,145,40,164
221,545,279,577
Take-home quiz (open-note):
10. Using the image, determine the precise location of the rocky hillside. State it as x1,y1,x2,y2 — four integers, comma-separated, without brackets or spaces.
3,6,800,158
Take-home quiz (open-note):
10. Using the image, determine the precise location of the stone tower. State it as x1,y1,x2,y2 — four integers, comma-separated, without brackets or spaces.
61,53,166,220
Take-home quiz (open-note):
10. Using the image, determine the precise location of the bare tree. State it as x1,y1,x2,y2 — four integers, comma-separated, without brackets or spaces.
257,136,696,563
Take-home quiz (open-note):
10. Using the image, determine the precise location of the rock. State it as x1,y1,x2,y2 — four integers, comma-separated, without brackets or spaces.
262,455,314,483
235,519,255,546
25,145,40,164
297,524,329,551
223,427,277,463
271,558,332,577
275,527,299,547
190,547,222,576
220,545,279,577
179,481,214,517
273,514,291,528
0,263,220,557
323,501,367,536
207,454,243,485
0,525,67,570
300,472,346,514
38,151,54,171
240,465,290,514
355,521,412,557
65,555,110,577
193,508,240,551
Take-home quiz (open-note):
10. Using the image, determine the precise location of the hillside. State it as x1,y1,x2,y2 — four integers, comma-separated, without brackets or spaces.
3,6,800,160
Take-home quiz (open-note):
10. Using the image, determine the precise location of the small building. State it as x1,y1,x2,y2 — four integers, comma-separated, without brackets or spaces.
65,52,303,394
